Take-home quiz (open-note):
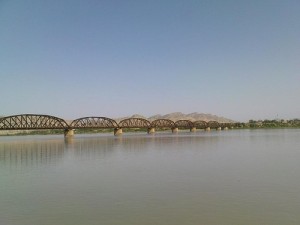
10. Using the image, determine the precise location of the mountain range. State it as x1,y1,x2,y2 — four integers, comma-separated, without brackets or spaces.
115,112,234,123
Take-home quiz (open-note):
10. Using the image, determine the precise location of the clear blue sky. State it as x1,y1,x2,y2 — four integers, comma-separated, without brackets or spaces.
1,0,299,122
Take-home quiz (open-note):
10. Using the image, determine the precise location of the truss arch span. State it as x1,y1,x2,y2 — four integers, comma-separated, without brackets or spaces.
207,121,220,129
119,118,151,128
194,120,208,129
151,119,175,128
70,117,118,129
174,120,194,129
0,114,68,130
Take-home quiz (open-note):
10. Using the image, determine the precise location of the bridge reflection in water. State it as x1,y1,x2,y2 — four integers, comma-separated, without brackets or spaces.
0,114,238,137
0,133,221,168
0,139,65,168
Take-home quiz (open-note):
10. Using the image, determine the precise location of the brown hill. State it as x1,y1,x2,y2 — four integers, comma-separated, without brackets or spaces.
115,112,234,123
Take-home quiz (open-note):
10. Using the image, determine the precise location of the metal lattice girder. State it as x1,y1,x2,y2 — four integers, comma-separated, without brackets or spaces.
70,117,118,129
174,120,194,128
194,120,208,129
0,114,233,131
0,114,69,130
207,121,220,129
150,119,175,128
119,118,151,128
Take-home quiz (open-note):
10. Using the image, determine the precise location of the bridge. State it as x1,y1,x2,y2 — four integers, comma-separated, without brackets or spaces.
0,114,237,137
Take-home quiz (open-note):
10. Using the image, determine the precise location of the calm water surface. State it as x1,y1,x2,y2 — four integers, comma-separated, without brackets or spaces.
0,129,300,225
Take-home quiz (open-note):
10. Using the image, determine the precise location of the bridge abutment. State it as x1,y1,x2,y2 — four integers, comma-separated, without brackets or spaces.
147,127,155,134
190,127,196,132
64,129,74,137
114,128,123,136
172,127,179,133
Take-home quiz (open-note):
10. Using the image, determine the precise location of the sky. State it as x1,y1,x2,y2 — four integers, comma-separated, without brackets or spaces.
0,0,299,122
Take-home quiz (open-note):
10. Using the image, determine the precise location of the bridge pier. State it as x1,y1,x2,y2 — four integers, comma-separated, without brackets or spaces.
223,127,229,130
64,129,74,137
205,127,211,131
147,127,155,134
217,127,222,131
190,127,196,132
114,128,123,136
172,127,179,133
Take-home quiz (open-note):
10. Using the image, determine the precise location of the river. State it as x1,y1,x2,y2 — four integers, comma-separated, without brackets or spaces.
0,129,300,225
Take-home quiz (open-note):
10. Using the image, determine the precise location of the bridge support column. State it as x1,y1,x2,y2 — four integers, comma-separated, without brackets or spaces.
190,127,196,132
217,127,222,131
114,128,123,136
223,127,229,130
172,127,178,133
205,127,211,131
147,127,155,134
64,129,74,137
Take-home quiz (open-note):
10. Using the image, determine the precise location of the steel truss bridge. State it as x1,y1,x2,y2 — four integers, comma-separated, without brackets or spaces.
0,114,237,136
